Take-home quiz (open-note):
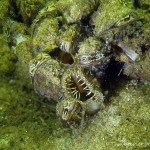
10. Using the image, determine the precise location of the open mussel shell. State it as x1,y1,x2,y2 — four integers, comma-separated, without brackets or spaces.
56,66,104,126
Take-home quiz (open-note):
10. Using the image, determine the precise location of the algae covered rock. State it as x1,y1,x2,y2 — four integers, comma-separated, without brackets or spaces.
135,0,150,10
46,80,150,150
0,35,16,75
15,38,34,88
1,76,150,149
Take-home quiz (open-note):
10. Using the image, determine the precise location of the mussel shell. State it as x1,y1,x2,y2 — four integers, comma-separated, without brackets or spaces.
33,58,63,101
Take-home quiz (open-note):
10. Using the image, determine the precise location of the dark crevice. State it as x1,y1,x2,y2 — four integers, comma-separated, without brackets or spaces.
59,52,74,65
48,48,60,60
101,60,129,103
140,44,149,54
79,2,99,38
132,0,140,9
80,16,95,37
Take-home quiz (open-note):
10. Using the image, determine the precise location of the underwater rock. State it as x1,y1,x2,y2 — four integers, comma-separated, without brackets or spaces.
134,0,150,10
1,0,149,129
15,38,34,88
0,0,150,149
92,4,149,81
66,81,150,149
29,0,150,127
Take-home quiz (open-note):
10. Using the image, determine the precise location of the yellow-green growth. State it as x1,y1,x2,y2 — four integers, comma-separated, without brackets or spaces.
3,18,29,45
15,38,34,88
0,35,16,75
138,0,150,10
16,0,47,24
93,0,134,35
57,0,99,24
78,36,103,55
33,18,59,53
0,0,12,27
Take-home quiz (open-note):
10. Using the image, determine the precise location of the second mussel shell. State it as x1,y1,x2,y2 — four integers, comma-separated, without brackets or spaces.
33,58,63,102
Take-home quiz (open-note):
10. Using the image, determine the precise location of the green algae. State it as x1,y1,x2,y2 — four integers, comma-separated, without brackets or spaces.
33,18,59,53
56,0,99,24
53,80,150,150
1,77,150,149
0,35,16,76
0,0,15,27
59,24,81,53
93,0,134,36
78,36,105,55
15,38,34,89
16,0,47,24
0,76,64,149
137,0,150,10
2,18,30,46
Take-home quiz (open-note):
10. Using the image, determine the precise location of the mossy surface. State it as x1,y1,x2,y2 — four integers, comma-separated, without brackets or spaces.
0,35,16,76
138,0,150,10
93,0,134,36
16,0,47,24
33,18,59,53
0,77,64,149
0,0,14,27
57,0,99,24
2,18,29,46
15,38,34,88
124,51,150,80
1,77,150,149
